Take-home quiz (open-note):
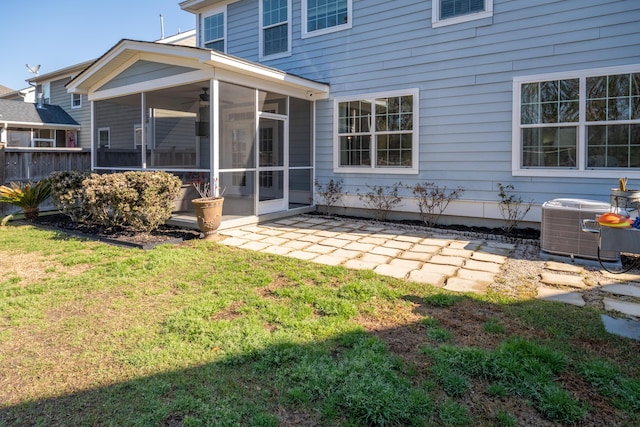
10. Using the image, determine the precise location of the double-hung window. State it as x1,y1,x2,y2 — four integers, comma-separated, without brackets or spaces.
71,93,82,109
513,65,640,177
260,0,290,59
432,0,493,28
302,0,352,38
202,8,225,52
335,89,419,174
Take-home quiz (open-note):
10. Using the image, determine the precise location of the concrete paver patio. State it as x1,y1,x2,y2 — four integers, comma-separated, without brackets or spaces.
217,214,640,340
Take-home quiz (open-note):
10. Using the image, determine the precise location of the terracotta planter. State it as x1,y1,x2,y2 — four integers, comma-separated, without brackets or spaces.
192,197,224,239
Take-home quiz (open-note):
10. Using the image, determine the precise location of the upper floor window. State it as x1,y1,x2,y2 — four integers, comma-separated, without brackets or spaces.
260,0,291,59
40,82,50,104
71,93,82,109
334,89,419,174
432,0,493,28
302,0,352,38
202,8,225,52
512,65,640,178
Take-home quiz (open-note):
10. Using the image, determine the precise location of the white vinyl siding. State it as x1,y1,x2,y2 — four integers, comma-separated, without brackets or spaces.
513,64,640,178
260,0,291,59
334,89,419,174
432,0,493,28
302,0,352,38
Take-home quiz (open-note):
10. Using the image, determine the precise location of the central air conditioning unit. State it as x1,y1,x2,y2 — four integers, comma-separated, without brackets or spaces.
541,198,618,261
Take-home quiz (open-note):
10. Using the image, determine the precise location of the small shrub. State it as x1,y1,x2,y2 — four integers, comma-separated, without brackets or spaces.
410,182,464,227
356,182,403,221
49,170,91,222
83,171,182,232
0,180,51,220
314,179,344,215
496,182,533,236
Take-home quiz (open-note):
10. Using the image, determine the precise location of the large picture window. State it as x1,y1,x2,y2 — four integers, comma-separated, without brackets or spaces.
335,89,418,174
302,0,351,38
260,0,290,58
513,65,640,177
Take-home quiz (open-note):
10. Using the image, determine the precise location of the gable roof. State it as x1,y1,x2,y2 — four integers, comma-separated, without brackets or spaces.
0,85,14,96
66,39,329,100
0,99,80,129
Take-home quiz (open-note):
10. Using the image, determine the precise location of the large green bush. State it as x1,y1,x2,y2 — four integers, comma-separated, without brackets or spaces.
50,170,182,232
49,171,91,222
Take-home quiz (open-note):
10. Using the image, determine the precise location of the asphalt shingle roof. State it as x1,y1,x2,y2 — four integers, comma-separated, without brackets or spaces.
0,99,79,127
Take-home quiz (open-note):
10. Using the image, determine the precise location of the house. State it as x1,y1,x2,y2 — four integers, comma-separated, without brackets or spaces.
63,0,640,228
0,99,80,148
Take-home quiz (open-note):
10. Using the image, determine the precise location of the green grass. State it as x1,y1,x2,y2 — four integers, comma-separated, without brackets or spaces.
0,224,639,426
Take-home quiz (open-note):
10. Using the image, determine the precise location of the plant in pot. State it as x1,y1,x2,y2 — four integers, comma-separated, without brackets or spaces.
191,179,224,239
0,179,51,220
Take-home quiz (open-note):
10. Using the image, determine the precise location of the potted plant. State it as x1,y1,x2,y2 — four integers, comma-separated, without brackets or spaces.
0,179,51,220
191,179,224,239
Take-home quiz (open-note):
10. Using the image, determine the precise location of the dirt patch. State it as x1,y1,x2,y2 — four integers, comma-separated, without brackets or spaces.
0,251,89,287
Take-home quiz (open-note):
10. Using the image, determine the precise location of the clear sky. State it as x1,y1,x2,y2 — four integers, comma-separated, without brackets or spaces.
0,0,196,91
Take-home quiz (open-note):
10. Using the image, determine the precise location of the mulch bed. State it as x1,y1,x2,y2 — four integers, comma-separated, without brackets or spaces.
28,213,201,249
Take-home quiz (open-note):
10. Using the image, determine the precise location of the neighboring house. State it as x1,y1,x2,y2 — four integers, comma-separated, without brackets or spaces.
63,0,640,227
0,99,80,147
0,86,36,103
0,85,15,97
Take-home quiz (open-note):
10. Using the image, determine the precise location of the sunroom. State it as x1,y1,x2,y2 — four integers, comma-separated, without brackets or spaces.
67,40,329,228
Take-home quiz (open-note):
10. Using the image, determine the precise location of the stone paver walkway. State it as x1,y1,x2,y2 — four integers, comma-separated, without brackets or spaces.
219,215,513,295
217,215,640,340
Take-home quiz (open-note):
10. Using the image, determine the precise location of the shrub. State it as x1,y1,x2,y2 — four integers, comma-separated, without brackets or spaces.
410,182,464,227
49,170,91,222
0,180,51,220
314,179,344,215
356,182,403,221
496,182,533,236
82,171,182,232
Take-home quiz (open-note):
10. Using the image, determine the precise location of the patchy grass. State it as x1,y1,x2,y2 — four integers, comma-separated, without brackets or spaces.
0,224,639,426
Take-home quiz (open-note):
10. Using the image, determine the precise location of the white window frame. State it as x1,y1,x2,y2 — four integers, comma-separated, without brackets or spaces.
200,6,226,52
302,0,352,39
512,63,640,179
432,0,493,28
333,88,419,175
259,0,292,60
134,123,143,148
98,127,110,148
41,82,51,104
71,93,82,109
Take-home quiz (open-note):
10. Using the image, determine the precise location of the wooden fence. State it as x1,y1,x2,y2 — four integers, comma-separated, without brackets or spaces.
0,145,91,216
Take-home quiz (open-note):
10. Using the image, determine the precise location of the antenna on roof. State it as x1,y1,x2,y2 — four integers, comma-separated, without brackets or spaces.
160,14,165,39
26,64,40,76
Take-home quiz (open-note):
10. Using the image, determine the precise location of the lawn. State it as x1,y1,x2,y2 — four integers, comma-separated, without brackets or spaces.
1,224,639,426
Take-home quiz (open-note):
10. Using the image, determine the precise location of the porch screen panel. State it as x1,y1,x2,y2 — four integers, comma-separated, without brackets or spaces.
219,82,256,170
148,109,198,168
289,169,312,208
289,97,313,167
219,171,256,216
94,100,142,168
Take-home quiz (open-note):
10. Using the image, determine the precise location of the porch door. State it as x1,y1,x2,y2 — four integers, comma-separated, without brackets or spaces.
257,116,287,214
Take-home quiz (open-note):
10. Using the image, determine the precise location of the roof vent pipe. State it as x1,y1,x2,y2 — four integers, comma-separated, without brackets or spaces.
160,14,165,39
